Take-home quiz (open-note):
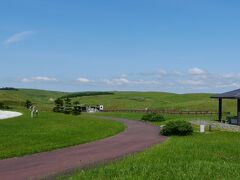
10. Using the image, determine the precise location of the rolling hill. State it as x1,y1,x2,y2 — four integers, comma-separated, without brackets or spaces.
0,89,237,114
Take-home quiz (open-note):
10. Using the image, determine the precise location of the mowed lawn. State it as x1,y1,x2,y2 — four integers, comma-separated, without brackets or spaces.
94,112,220,126
61,131,240,180
0,111,125,159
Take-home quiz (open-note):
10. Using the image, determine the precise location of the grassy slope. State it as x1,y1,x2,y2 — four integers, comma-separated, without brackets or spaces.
1,89,240,179
74,92,236,114
0,110,125,159
63,131,240,180
0,89,67,110
0,89,237,114
50,91,239,179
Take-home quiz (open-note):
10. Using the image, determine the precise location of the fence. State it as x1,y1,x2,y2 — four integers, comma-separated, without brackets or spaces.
103,109,230,116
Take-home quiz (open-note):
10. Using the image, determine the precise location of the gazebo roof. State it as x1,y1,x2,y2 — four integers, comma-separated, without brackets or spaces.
211,89,240,99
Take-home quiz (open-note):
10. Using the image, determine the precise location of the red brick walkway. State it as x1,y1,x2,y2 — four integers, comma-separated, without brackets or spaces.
0,117,167,180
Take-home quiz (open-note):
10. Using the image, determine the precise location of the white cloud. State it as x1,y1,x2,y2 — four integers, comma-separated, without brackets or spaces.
178,80,205,86
188,67,206,76
77,69,240,91
4,31,33,46
102,78,130,85
77,77,93,83
133,79,161,85
101,77,161,86
158,69,167,76
21,76,57,82
221,73,240,80
18,68,240,92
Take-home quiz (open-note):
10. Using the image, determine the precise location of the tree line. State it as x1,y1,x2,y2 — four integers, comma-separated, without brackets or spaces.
53,98,81,115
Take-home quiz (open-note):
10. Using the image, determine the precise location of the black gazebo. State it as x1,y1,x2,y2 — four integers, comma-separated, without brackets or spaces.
211,89,240,124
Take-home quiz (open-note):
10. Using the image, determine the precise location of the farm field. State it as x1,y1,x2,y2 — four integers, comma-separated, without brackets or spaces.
0,110,124,159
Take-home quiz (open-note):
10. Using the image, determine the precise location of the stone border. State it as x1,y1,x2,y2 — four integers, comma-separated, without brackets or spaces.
191,120,240,132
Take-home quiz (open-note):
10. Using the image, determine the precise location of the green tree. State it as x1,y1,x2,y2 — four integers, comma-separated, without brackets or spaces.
72,105,81,115
53,98,64,112
64,98,72,114
0,102,4,109
73,101,80,105
25,100,32,109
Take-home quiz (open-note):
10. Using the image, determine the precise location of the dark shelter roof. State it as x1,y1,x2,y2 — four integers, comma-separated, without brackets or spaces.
211,89,240,99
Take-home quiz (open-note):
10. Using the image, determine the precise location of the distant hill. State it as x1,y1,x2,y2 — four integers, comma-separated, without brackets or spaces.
69,91,235,113
0,89,67,110
61,92,114,99
0,89,236,113
0,87,18,91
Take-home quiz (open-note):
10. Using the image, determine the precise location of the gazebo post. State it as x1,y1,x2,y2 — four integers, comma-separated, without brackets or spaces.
218,98,222,122
237,99,240,125
211,89,240,125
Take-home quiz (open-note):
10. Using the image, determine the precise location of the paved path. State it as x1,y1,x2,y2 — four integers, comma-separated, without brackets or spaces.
0,116,167,180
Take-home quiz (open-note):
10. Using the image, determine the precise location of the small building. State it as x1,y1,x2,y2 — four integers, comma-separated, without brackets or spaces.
85,105,104,113
86,107,98,113
211,89,240,125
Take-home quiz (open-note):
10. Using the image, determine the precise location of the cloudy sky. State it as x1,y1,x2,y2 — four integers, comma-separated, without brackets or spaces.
1,0,240,93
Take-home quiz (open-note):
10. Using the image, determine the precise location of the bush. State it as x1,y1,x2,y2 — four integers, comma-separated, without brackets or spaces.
72,106,81,115
25,100,32,109
141,113,165,122
0,102,4,109
53,106,64,113
151,114,165,122
64,107,72,114
161,121,193,136
142,113,154,121
0,102,11,110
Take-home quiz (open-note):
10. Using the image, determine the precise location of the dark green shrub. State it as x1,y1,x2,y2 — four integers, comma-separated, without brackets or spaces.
25,100,32,109
142,113,154,121
151,114,165,122
161,121,193,136
64,98,72,114
141,113,165,122
64,107,72,114
53,106,64,113
72,106,81,115
0,102,11,110
53,98,64,113
0,102,4,109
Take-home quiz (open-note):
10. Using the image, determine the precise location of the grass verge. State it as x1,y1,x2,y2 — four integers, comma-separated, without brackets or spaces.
60,131,240,180
0,110,125,159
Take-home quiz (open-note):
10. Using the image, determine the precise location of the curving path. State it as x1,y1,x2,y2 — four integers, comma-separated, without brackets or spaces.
0,116,167,180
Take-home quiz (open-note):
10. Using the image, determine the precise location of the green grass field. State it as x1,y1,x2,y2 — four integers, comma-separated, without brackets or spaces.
1,89,240,179
0,89,67,110
73,91,237,114
0,111,125,159
60,131,240,180
94,112,219,125
0,89,237,115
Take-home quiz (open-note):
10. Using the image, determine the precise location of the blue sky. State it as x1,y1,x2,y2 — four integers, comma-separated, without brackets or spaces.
1,0,240,93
